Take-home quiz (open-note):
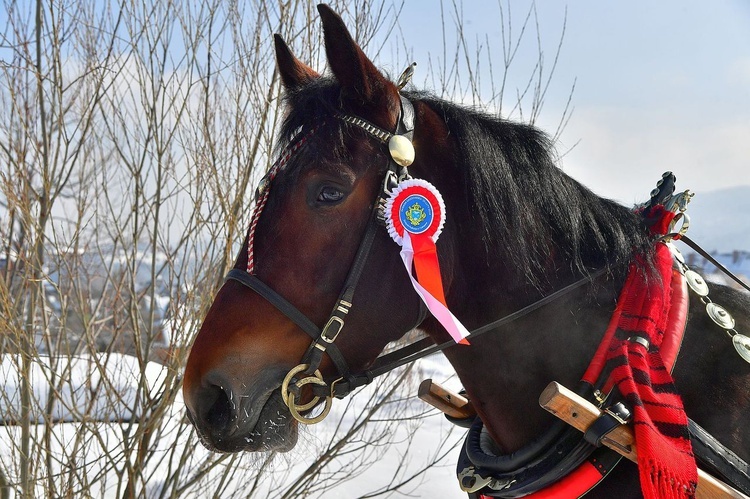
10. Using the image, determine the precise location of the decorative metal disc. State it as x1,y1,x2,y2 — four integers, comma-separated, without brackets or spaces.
667,243,685,265
685,270,709,297
706,302,736,330
388,134,415,167
733,334,750,364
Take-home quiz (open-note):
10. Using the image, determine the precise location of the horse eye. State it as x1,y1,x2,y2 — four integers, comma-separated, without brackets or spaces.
317,186,345,204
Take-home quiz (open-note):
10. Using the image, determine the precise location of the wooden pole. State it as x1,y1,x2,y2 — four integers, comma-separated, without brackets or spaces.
539,381,748,499
417,379,476,419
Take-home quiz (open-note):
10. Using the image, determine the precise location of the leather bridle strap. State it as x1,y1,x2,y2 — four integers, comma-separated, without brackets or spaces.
227,95,419,385
296,199,383,379
226,269,318,338
225,268,353,375
316,266,611,398
295,95,418,379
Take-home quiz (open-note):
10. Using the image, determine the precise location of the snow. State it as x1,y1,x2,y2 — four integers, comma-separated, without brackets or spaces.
0,354,167,424
0,353,469,498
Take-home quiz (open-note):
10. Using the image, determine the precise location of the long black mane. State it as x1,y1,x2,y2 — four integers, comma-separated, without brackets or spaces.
274,80,654,288
418,95,655,288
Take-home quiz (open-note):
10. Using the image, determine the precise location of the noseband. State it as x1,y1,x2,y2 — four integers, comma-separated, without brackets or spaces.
226,94,423,423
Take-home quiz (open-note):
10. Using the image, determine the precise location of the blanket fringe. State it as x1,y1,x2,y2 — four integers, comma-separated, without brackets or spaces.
643,458,698,499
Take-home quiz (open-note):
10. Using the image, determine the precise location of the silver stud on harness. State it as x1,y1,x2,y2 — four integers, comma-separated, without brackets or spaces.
659,175,750,365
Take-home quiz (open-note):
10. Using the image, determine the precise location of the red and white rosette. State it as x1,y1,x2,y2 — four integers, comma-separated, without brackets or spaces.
385,179,470,345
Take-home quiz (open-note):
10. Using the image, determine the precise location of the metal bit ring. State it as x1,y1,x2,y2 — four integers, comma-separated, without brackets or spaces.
281,364,323,410
281,364,333,423
287,387,333,425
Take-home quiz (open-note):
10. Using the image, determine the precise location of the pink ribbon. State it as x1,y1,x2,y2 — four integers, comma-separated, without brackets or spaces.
399,232,470,344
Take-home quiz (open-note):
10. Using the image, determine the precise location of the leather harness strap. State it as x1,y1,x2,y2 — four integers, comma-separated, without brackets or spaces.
689,420,750,496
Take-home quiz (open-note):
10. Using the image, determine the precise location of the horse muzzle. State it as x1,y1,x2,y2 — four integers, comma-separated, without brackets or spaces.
184,366,298,453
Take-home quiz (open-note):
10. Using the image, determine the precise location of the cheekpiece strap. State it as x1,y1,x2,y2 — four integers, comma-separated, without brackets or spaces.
302,96,418,376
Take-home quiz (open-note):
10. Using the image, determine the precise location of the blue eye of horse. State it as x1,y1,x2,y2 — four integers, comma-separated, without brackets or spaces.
317,186,345,204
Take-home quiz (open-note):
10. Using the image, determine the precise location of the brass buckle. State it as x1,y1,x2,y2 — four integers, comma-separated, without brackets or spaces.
329,377,345,399
321,316,345,343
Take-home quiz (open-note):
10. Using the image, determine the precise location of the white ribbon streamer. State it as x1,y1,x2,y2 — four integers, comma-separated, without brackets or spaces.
399,232,471,344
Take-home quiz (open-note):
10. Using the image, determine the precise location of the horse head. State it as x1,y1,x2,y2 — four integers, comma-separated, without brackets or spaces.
183,5,429,453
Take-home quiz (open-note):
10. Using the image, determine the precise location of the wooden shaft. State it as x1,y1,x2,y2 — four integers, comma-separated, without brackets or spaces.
417,379,476,419
539,381,748,499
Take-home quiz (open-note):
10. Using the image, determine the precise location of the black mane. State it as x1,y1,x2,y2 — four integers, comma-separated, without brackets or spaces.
275,81,654,287
418,95,654,288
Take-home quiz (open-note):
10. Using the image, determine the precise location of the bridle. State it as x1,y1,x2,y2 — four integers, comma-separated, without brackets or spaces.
226,93,425,423
225,90,614,425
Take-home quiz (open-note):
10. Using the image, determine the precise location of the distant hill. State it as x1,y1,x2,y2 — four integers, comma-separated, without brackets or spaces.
679,185,750,253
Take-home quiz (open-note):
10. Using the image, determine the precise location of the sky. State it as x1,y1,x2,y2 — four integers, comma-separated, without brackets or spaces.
388,0,750,205
1,0,747,247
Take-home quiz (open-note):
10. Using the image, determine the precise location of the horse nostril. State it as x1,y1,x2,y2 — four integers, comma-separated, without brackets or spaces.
194,375,239,434
203,384,233,430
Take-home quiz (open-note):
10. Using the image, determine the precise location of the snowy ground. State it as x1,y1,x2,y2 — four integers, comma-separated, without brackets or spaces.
315,356,468,499
0,353,469,498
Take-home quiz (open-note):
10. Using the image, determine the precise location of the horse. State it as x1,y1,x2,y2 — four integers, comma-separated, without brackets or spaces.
182,5,750,498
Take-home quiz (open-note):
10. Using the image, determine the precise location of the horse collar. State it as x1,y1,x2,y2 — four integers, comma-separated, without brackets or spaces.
457,264,691,497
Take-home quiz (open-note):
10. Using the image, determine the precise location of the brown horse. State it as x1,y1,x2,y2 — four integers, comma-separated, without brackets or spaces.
183,5,750,497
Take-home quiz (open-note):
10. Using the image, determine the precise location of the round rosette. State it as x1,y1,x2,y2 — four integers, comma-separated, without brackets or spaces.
385,179,446,246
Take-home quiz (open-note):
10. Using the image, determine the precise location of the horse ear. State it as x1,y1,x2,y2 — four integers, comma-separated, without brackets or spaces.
274,34,319,91
317,4,398,116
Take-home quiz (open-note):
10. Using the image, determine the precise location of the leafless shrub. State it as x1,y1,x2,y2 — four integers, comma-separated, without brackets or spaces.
0,0,565,497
